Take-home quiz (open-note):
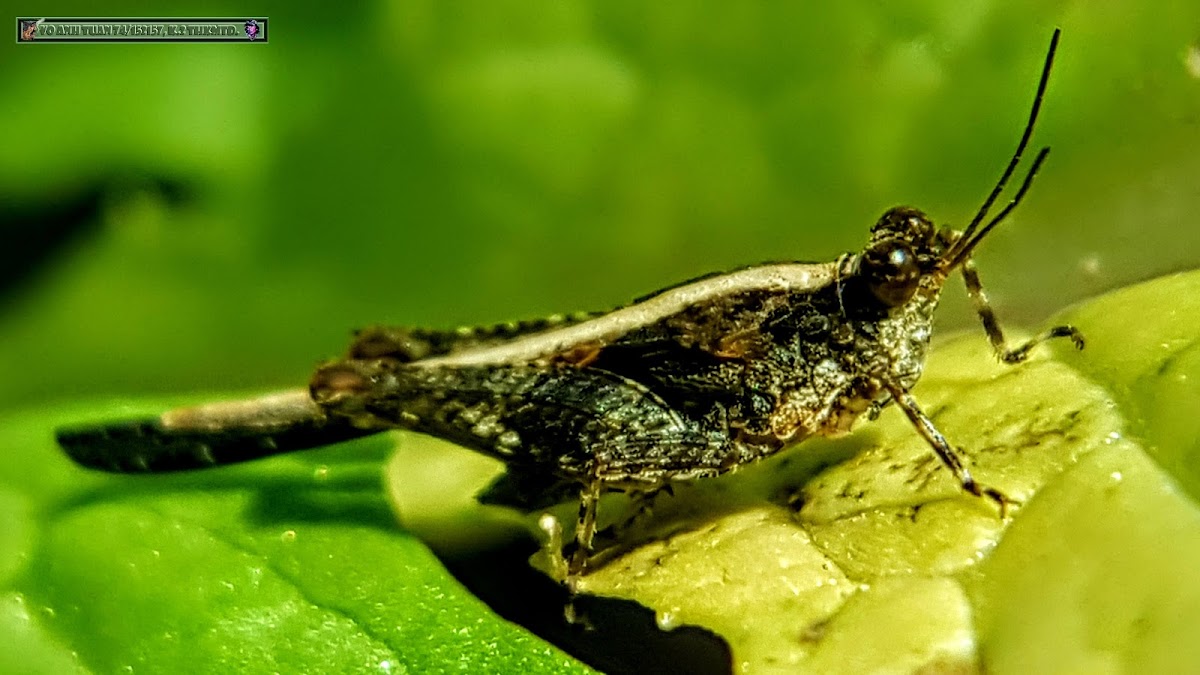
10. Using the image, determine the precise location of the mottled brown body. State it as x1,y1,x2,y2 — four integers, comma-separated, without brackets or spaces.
311,244,941,500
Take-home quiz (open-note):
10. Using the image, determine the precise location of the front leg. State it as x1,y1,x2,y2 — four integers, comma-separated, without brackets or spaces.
884,381,1014,518
960,258,1084,364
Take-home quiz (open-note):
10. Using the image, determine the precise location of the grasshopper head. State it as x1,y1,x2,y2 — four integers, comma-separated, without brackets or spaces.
853,206,943,309
854,28,1061,311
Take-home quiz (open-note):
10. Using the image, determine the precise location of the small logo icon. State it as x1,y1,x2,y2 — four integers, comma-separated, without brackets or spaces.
19,19,44,41
244,19,260,41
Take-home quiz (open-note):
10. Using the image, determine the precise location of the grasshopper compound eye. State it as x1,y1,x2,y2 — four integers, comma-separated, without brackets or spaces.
859,240,921,308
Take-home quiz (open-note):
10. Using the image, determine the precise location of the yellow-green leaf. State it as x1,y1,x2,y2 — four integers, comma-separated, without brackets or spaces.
568,271,1200,673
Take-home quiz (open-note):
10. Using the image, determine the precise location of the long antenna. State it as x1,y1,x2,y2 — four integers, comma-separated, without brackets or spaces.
948,146,1050,267
944,28,1061,266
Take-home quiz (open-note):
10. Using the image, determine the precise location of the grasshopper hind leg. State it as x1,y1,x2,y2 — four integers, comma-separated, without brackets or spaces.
563,477,604,625
542,480,674,625
534,475,605,626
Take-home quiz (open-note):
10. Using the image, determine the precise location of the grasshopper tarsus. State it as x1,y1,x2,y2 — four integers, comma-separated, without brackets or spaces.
961,475,1017,520
1051,324,1086,352
997,324,1086,365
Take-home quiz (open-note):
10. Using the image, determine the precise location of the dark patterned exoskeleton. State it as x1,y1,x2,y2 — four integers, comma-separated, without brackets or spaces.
58,31,1082,598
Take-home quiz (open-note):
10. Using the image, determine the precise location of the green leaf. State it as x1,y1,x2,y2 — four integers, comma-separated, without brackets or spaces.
567,270,1200,673
1047,271,1200,499
0,400,588,675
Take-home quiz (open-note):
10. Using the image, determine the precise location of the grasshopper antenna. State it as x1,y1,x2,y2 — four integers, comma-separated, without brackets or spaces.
944,28,1060,269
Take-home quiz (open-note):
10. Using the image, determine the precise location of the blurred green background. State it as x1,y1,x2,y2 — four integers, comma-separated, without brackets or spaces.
2,3,1199,672
1,1,1198,412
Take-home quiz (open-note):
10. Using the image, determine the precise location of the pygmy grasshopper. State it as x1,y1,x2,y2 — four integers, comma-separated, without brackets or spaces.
58,30,1082,598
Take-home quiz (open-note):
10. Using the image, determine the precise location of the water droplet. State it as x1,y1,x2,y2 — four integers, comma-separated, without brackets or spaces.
1078,253,1103,278
281,530,297,543
1186,44,1200,79
1104,431,1122,445
313,465,330,481
379,660,392,672
655,609,681,631
538,513,560,535
1110,471,1123,482
780,576,802,596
